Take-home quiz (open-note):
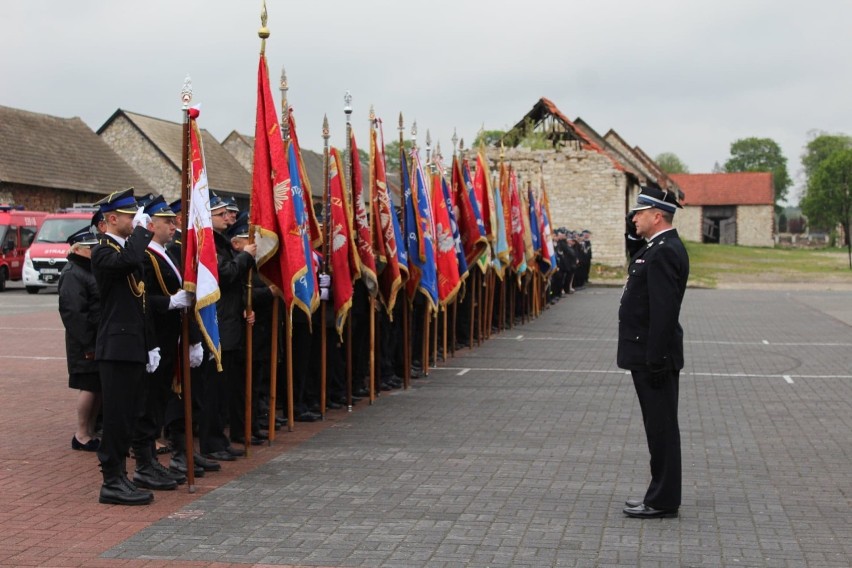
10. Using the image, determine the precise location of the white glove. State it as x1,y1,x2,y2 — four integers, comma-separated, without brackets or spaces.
132,206,151,229
146,347,161,373
168,289,192,310
189,342,203,368
319,272,331,301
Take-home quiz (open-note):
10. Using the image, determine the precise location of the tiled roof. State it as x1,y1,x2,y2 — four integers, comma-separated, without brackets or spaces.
98,110,251,196
669,172,774,206
0,105,155,195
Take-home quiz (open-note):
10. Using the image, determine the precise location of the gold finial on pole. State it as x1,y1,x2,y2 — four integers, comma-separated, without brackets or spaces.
280,66,289,141
398,112,404,134
451,128,458,157
258,0,270,53
369,104,376,126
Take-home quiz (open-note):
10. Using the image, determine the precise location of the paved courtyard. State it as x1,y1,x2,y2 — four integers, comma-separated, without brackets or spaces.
2,286,851,567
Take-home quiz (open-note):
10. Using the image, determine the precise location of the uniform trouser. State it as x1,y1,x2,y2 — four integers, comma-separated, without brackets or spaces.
164,355,206,447
199,356,229,454
97,361,146,474
292,321,313,414
132,350,176,455
379,310,398,380
224,350,247,442
631,368,682,510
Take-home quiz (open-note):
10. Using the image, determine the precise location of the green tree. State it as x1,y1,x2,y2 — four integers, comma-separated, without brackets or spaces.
381,139,411,173
473,129,506,148
800,148,852,268
724,137,792,206
801,132,852,180
654,152,690,174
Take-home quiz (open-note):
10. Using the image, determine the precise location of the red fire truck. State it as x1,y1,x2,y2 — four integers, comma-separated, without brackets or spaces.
0,205,48,292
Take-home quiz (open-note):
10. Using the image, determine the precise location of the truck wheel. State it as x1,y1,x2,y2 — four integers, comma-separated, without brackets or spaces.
0,267,6,292
25,286,40,295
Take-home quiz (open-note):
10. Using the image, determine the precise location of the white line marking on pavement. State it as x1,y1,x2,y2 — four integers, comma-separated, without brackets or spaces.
494,336,852,347
0,355,65,360
457,368,470,376
435,367,852,380
0,327,64,331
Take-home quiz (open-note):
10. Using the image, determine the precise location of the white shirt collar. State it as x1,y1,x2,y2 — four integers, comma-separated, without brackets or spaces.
105,232,126,247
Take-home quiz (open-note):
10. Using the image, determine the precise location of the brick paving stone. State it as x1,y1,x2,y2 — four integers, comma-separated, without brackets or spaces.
3,288,852,566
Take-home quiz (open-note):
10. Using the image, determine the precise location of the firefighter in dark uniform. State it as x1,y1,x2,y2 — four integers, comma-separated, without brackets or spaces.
618,186,689,519
135,195,194,489
201,196,256,460
91,188,159,505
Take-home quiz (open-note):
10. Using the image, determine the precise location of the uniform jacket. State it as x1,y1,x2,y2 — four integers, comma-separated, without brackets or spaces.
617,228,689,371
58,253,100,375
143,245,182,365
213,230,255,351
91,226,155,363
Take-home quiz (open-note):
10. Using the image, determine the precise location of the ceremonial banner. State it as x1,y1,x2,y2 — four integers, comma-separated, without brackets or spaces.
328,148,356,336
249,52,316,321
463,159,491,273
287,143,319,315
369,123,403,315
440,172,469,280
491,163,510,279
528,186,542,263
508,168,527,277
431,170,462,305
183,107,222,371
348,129,377,296
451,156,487,265
474,150,497,242
539,187,556,273
287,107,323,249
403,150,438,309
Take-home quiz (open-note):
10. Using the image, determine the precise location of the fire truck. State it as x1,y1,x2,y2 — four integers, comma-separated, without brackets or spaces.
22,205,96,294
0,205,48,292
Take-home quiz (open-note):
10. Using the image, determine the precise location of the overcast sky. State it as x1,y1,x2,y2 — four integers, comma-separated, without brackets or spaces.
3,1,850,202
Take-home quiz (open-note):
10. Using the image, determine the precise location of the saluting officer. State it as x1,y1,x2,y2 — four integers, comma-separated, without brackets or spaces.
618,186,689,519
90,188,158,506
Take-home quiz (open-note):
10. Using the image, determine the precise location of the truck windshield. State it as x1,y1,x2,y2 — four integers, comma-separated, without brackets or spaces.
0,225,7,244
35,219,89,244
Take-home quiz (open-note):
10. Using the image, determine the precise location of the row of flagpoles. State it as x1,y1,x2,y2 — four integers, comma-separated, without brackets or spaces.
175,3,559,492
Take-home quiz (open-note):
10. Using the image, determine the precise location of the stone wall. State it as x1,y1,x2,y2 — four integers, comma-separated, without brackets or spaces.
99,116,181,201
676,206,703,242
0,183,101,212
482,146,631,267
737,205,774,247
222,136,253,173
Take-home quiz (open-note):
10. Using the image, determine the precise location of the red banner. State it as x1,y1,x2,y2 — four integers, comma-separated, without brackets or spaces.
328,148,356,336
369,125,403,316
431,172,462,305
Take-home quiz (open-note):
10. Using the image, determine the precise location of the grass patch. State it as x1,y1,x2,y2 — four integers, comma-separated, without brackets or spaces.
594,242,852,288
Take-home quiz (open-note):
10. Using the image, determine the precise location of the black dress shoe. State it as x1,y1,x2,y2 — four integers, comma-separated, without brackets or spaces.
133,464,178,491
625,498,643,508
151,459,186,485
203,450,236,462
295,410,321,422
623,504,678,519
72,435,100,452
193,453,221,471
225,445,245,457
169,453,204,477
326,399,343,410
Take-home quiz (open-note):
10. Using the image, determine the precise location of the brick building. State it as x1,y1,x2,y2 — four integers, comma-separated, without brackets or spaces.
669,172,775,246
486,98,676,267
98,110,251,205
0,105,154,211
